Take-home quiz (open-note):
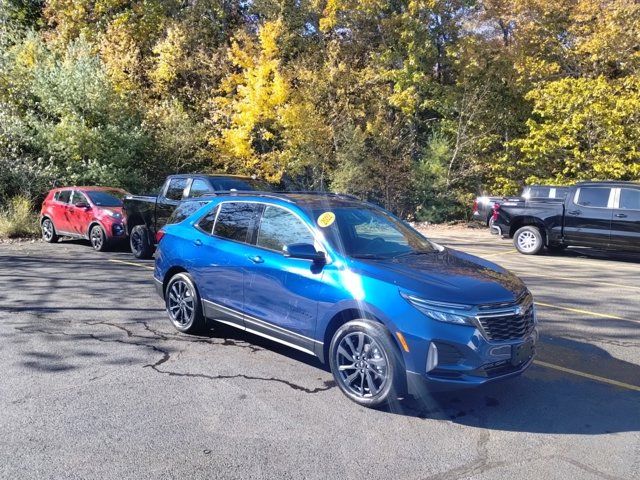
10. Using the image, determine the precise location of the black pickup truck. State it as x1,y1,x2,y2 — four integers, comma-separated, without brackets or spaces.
472,185,571,226
124,174,270,258
493,181,640,255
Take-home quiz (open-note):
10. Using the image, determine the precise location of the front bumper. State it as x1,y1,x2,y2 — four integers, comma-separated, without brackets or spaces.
154,277,164,299
400,320,538,394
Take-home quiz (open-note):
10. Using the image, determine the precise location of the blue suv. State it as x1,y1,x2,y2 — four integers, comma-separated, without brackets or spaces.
154,193,537,407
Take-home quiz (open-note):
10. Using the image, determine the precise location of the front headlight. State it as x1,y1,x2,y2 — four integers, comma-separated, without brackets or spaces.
103,209,122,219
401,293,476,326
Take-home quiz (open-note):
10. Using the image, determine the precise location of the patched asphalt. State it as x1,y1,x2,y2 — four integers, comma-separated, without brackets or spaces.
1,231,638,479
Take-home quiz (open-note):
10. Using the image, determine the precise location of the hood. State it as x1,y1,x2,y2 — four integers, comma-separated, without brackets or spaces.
350,248,526,306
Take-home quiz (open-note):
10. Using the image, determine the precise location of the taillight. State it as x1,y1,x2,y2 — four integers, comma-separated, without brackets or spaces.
491,203,500,221
472,199,478,213
156,230,165,243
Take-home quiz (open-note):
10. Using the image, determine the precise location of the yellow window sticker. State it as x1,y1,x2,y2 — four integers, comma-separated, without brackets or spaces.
317,212,336,228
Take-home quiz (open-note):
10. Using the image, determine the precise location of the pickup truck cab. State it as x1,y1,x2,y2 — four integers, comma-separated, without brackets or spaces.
124,174,270,258
493,181,640,254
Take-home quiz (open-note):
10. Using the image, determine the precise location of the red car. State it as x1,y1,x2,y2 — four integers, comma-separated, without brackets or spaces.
40,186,129,251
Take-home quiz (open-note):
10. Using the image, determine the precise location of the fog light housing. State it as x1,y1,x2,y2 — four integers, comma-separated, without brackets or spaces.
426,342,438,373
112,224,124,236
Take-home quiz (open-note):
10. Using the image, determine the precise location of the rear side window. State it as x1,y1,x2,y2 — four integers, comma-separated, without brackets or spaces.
213,202,260,243
619,188,640,210
575,187,611,208
256,206,315,252
55,190,72,203
167,200,210,225
188,178,213,198
165,178,188,201
197,206,219,234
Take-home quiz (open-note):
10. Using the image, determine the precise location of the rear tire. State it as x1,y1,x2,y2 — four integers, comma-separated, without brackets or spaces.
130,225,153,259
165,273,205,334
514,226,544,255
329,319,404,408
41,218,58,243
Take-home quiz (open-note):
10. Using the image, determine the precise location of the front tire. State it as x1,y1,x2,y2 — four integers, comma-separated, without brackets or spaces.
329,319,403,408
90,225,108,251
130,225,153,259
41,218,58,243
513,226,544,255
165,273,205,334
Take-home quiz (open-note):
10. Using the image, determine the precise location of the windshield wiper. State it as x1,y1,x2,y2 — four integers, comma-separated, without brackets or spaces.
350,253,387,260
392,250,434,258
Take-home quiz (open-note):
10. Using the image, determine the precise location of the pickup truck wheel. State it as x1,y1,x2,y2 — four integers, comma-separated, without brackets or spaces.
130,225,153,259
41,218,58,243
514,226,544,255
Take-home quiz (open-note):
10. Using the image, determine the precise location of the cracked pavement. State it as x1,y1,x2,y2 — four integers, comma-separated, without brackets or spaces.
1,235,639,479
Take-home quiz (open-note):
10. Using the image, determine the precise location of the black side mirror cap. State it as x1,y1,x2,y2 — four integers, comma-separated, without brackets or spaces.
283,243,326,263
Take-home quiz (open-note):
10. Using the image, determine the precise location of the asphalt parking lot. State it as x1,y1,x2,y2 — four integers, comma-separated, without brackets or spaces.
1,228,639,480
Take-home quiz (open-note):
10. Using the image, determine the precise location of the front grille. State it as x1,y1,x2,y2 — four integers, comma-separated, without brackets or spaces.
476,297,535,342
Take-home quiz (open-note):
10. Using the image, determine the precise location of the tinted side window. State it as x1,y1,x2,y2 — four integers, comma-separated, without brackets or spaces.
165,178,187,201
167,200,210,225
257,206,315,252
72,191,89,206
619,188,640,210
56,190,72,203
575,187,611,208
188,179,213,198
213,202,259,243
197,206,219,234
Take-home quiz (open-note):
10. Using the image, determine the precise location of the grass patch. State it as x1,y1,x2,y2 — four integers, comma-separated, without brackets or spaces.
0,196,39,238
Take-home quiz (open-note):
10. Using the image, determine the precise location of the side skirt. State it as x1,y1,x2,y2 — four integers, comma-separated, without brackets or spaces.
201,299,320,357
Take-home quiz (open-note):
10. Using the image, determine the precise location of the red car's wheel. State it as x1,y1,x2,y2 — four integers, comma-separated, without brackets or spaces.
41,218,59,243
90,225,109,252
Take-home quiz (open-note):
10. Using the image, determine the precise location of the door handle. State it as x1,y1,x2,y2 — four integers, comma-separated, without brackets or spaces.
193,239,202,246
567,210,581,216
614,213,628,218
248,255,264,264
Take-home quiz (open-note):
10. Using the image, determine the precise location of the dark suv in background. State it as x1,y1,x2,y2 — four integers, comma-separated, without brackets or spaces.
123,174,270,258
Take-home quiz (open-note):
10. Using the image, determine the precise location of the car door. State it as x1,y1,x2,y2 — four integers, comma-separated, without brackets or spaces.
156,177,188,234
609,187,640,252
563,186,614,247
189,202,261,328
51,189,73,233
242,204,325,353
69,190,93,237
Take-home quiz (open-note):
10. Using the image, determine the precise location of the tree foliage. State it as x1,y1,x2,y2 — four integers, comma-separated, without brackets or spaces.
0,0,638,217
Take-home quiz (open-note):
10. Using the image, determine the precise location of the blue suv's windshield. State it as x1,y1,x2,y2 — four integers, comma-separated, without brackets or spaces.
312,207,437,259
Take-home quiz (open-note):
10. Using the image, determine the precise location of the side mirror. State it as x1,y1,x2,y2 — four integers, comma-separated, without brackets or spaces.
283,243,326,263
75,202,90,209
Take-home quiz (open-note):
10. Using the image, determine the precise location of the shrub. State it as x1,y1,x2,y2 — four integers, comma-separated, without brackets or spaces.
0,195,39,238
